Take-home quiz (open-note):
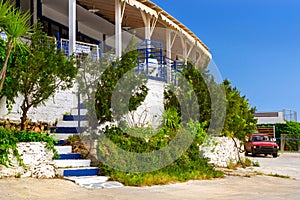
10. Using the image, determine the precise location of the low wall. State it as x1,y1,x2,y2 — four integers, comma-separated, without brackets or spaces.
0,142,55,178
199,136,245,167
0,119,52,132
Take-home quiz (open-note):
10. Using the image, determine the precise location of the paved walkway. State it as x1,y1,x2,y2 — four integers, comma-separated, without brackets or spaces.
0,152,299,199
248,152,300,179
65,176,124,189
0,175,299,200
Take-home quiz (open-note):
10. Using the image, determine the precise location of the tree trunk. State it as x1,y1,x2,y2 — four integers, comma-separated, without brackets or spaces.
0,41,14,92
20,103,29,131
232,137,243,165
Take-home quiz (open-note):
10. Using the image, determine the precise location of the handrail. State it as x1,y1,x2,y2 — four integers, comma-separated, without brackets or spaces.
60,38,101,61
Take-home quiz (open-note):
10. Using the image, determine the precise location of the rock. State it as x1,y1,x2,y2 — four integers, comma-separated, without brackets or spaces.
199,136,245,167
0,142,55,179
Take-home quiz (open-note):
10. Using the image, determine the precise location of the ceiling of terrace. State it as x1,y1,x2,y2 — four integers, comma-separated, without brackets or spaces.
41,0,210,59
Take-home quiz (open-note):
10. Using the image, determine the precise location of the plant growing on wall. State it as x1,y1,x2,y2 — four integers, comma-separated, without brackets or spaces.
0,129,59,167
0,0,31,92
0,24,77,130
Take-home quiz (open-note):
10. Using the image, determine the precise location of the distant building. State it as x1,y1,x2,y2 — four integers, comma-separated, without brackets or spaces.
255,110,297,124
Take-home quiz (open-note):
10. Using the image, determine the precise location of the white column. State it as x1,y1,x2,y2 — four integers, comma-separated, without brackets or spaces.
140,12,152,40
166,30,172,58
166,29,172,83
181,37,187,63
186,44,194,60
33,0,37,23
115,0,122,57
145,17,151,40
69,0,76,56
195,52,201,66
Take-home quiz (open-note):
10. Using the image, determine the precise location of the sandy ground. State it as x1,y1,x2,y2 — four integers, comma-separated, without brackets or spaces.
1,153,300,200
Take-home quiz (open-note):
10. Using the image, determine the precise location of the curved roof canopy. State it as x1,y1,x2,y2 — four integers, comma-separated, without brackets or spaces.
77,0,208,49
42,0,211,62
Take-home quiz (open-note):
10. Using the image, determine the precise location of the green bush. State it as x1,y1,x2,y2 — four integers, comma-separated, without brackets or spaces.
99,158,223,186
284,134,300,151
0,129,19,167
97,109,223,186
0,129,58,167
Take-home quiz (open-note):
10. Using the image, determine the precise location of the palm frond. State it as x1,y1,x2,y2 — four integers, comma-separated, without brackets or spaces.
3,6,31,39
0,0,14,26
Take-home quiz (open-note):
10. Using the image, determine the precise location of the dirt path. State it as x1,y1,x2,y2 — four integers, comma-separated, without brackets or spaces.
1,153,300,200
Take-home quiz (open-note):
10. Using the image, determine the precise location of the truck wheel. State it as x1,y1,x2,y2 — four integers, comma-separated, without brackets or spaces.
251,149,256,157
273,153,278,158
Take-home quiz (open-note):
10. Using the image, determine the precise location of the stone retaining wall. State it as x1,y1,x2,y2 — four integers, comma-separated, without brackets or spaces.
0,119,52,133
199,136,245,167
0,142,55,178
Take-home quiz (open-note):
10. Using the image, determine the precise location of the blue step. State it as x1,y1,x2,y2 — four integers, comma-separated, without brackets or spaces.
50,127,84,133
62,167,99,177
56,140,68,145
58,153,82,160
63,115,87,121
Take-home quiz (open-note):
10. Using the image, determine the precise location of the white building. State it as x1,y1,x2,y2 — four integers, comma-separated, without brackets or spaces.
0,0,212,124
254,112,286,124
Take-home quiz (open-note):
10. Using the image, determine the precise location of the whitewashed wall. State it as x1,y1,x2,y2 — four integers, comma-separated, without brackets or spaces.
199,136,245,167
0,142,55,178
123,79,165,129
0,87,78,123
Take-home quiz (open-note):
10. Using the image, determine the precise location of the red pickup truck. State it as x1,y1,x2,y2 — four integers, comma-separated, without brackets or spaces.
244,133,279,157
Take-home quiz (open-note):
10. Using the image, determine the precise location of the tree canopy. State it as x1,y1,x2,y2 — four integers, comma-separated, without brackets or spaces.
164,62,256,140
0,0,31,91
94,49,148,125
221,79,257,140
0,24,77,130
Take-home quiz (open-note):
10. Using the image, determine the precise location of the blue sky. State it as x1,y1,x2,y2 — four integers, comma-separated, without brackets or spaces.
152,0,300,120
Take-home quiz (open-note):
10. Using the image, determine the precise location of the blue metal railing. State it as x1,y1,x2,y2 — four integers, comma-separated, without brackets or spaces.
137,39,185,84
163,56,184,85
60,39,101,62
137,39,166,81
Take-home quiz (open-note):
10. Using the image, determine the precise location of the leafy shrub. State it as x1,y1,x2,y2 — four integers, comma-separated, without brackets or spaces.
100,158,223,186
284,134,300,151
0,129,58,167
95,48,148,124
244,157,253,167
253,161,260,167
0,129,19,167
97,109,223,186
